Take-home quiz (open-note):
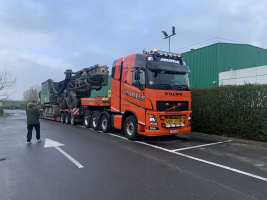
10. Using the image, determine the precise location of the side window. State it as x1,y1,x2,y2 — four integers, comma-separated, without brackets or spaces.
132,70,145,89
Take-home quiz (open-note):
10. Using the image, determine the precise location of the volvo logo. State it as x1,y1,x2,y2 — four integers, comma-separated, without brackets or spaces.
165,92,182,96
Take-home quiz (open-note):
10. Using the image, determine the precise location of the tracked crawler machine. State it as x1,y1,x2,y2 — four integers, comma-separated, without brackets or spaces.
40,64,109,118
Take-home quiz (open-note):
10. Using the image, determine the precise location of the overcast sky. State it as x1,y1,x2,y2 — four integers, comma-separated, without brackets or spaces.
1,0,267,100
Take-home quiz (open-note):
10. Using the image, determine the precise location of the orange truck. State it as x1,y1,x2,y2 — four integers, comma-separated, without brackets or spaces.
41,50,192,140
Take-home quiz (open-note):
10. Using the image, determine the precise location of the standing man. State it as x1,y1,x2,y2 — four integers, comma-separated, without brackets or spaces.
26,101,42,144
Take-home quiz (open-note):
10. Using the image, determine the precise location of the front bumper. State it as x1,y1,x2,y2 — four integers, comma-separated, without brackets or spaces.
140,110,192,136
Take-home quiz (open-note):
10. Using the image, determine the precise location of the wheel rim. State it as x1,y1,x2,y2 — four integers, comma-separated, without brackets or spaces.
92,115,97,127
126,121,134,136
102,117,107,130
71,116,74,124
66,116,68,123
85,117,88,126
61,114,64,122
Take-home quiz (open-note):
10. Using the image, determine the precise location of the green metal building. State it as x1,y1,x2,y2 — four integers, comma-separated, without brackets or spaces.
182,43,267,88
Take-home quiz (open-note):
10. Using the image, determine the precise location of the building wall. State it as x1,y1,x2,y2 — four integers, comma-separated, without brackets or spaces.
182,43,267,88
219,65,267,85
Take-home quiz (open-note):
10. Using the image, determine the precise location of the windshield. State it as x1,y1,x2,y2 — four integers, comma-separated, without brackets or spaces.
146,68,190,91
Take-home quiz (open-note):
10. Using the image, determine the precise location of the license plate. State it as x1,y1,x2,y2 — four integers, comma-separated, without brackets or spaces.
169,130,179,133
164,118,184,124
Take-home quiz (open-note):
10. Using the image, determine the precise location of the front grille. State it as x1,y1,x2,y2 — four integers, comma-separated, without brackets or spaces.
157,101,188,111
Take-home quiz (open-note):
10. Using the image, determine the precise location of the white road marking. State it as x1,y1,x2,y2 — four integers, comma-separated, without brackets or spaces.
94,130,267,182
54,146,84,168
44,138,84,169
169,140,233,152
135,141,267,182
108,133,127,140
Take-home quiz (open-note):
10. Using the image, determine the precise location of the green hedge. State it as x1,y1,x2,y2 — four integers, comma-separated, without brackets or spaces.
191,84,267,141
0,109,3,116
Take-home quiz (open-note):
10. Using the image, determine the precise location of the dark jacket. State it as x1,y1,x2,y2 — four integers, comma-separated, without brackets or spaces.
26,102,40,125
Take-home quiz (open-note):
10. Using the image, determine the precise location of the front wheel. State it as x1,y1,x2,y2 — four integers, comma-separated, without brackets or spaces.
124,116,140,140
100,114,112,133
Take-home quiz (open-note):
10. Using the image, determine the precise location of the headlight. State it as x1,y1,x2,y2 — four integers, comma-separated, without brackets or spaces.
149,115,157,126
188,115,191,124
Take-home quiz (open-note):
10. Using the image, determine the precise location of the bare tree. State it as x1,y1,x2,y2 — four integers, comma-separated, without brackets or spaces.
0,67,16,102
23,84,41,103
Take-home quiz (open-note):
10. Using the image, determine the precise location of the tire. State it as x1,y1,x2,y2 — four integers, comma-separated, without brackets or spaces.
100,114,112,133
83,112,90,128
90,111,100,130
124,115,140,140
65,113,71,124
71,115,76,125
61,113,65,123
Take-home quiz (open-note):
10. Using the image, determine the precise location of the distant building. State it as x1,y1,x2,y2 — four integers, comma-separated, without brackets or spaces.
181,41,267,88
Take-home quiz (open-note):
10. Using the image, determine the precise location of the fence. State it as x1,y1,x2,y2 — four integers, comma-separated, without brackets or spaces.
191,84,267,141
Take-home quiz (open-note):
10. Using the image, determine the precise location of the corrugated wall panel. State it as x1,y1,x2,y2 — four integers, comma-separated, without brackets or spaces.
90,75,111,97
182,44,219,88
182,43,267,88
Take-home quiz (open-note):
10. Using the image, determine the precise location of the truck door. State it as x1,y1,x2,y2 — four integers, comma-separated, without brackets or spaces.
111,58,123,113
121,54,146,125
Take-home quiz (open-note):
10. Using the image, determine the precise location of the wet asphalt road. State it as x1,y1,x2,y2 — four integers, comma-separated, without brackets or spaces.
0,109,267,200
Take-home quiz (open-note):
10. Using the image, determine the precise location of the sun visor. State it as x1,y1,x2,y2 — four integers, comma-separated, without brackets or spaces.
148,62,191,73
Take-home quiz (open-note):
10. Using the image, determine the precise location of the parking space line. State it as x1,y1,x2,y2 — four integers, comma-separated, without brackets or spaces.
108,133,127,140
96,132,267,182
135,140,267,182
169,140,233,152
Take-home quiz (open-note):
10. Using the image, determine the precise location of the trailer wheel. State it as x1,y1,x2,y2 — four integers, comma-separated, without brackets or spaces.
90,112,100,130
61,113,65,123
100,114,112,133
83,112,90,128
71,115,76,125
65,113,71,124
124,115,140,140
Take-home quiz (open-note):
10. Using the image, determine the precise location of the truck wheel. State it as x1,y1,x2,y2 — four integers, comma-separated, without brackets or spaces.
83,112,90,128
90,112,100,130
71,115,76,125
100,114,112,133
65,113,71,124
61,113,65,123
124,116,140,140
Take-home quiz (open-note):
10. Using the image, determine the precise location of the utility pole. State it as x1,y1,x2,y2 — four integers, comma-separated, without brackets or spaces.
162,26,176,52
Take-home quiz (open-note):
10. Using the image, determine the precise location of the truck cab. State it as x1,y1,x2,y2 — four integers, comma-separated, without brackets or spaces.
111,50,192,140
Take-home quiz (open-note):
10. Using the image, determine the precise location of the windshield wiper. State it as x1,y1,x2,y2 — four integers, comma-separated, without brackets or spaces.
171,85,189,91
161,84,172,89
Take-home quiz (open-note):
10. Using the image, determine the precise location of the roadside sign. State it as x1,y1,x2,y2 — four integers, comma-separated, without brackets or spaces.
0,102,2,107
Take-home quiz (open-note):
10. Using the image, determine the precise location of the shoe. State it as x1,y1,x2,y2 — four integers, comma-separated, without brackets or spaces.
37,138,42,142
27,141,32,144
